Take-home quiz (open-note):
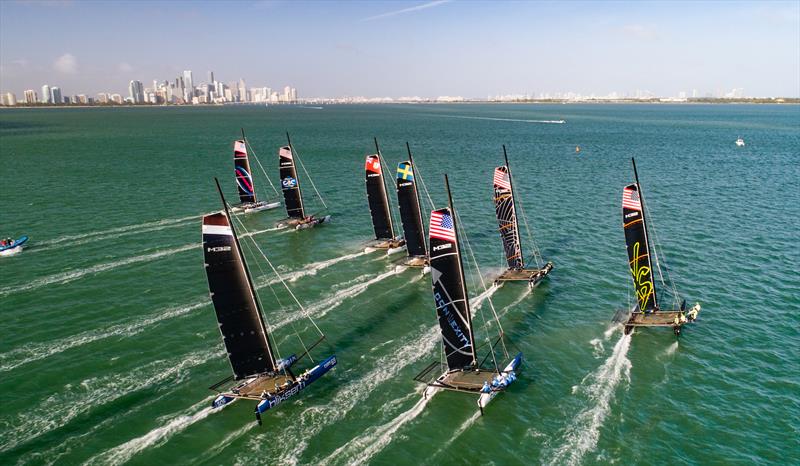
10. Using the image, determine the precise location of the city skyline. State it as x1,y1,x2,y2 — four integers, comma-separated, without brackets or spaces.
1,1,799,98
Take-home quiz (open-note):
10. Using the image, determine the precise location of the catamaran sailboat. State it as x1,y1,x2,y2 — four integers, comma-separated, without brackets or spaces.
364,138,405,254
276,133,331,230
414,175,522,413
230,131,281,214
618,158,700,336
203,178,336,423
492,146,553,287
395,142,430,270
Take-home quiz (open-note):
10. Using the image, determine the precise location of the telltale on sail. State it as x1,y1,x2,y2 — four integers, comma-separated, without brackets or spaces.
414,174,521,413
203,178,336,424
619,157,700,336
492,145,553,287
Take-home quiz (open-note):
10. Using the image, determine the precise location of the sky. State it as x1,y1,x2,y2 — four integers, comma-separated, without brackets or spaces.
1,0,798,98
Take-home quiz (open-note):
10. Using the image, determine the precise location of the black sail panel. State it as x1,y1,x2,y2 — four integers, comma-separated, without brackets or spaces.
622,183,658,311
202,212,276,379
428,207,476,370
234,140,257,204
396,161,427,257
493,166,524,269
279,146,305,218
365,154,393,239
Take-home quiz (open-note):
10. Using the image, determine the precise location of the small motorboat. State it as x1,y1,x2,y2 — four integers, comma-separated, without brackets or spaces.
0,236,28,256
735,137,745,147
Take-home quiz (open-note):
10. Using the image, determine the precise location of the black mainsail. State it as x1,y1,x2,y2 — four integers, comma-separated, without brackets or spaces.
279,144,305,219
365,153,394,240
493,164,524,269
202,211,276,379
234,140,257,205
622,169,658,312
396,144,427,258
429,199,476,369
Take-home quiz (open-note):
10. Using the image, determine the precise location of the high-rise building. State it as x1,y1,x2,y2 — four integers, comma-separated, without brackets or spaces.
208,71,214,84
41,84,51,104
1,92,17,106
283,86,291,102
23,89,37,103
110,93,123,104
50,87,62,105
183,70,194,102
238,79,247,102
128,80,145,103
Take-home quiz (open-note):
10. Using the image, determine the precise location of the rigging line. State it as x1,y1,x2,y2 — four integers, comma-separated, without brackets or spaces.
291,143,329,211
641,197,679,305
453,208,509,363
514,194,544,268
237,226,314,365
412,154,436,212
230,210,326,341
376,150,400,239
233,215,285,365
243,137,281,198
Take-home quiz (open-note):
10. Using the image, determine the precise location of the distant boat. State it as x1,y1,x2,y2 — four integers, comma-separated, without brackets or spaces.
230,131,281,214
203,178,336,424
395,142,430,271
575,145,581,153
492,146,553,287
276,133,331,229
0,235,28,257
364,138,405,254
736,137,745,147
414,175,521,413
617,158,700,336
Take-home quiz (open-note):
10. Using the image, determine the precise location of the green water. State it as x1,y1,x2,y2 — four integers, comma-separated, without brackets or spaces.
0,104,798,465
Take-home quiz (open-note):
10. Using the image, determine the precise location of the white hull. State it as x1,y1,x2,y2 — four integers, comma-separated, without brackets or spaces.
0,246,23,257
244,201,281,213
386,245,407,255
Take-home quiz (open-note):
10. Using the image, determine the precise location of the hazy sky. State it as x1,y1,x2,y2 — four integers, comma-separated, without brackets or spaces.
1,0,798,98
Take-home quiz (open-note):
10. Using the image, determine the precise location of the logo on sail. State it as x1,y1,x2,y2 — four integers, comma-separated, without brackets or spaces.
397,163,414,181
282,176,298,189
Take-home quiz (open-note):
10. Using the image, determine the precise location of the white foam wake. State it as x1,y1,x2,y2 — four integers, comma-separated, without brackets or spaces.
0,301,206,372
431,410,482,460
231,325,440,465
85,398,221,466
0,350,219,454
470,282,501,311
544,334,632,465
0,244,195,297
431,114,566,124
322,394,436,465
38,214,199,246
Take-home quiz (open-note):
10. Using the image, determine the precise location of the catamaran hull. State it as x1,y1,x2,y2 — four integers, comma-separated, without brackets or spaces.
623,304,701,335
231,201,281,214
477,353,522,410
256,355,337,414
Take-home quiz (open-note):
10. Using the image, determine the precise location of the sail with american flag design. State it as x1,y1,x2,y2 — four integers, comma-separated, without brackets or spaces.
493,165,524,269
622,182,657,312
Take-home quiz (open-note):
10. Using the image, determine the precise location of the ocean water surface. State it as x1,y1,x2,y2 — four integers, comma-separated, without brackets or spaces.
0,103,798,465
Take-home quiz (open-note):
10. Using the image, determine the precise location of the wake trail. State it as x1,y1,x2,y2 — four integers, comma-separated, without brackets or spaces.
429,114,566,124
470,282,501,311
0,350,219,454
431,411,482,460
322,394,436,466
31,218,195,253
543,333,632,466
38,215,200,246
0,301,206,373
84,398,224,466
0,244,195,297
231,325,440,465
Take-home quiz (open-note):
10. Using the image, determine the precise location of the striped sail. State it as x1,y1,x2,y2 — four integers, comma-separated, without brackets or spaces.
234,140,257,204
493,166,524,269
202,212,276,378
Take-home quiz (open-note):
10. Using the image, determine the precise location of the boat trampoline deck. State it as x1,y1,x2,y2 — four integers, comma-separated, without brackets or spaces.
627,310,684,327
227,374,295,400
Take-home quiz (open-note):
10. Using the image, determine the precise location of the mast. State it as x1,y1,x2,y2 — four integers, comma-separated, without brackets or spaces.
203,178,277,378
503,145,524,269
374,137,396,238
406,142,427,255
445,174,477,366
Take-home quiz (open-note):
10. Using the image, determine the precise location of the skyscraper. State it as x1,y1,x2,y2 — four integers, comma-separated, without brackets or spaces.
183,70,194,103
50,87,62,105
128,80,145,103
41,84,51,104
1,93,16,106
23,89,37,103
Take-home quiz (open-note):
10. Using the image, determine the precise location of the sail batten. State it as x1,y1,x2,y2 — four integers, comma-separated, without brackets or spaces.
429,207,476,370
493,166,524,269
396,160,427,257
234,140,257,204
279,146,305,218
365,154,394,239
202,212,276,379
622,183,658,311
